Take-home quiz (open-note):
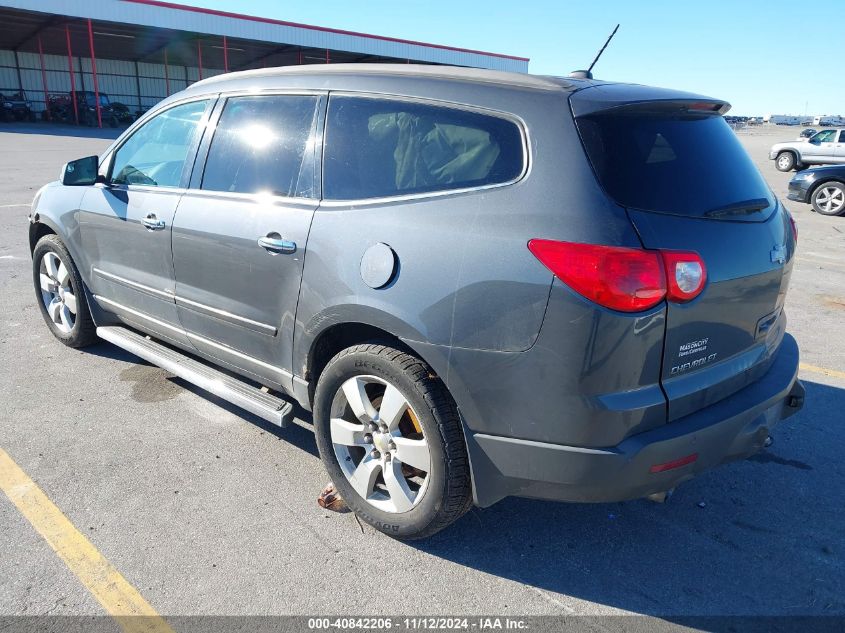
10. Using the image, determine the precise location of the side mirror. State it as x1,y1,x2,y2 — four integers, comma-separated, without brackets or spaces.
61,155,102,186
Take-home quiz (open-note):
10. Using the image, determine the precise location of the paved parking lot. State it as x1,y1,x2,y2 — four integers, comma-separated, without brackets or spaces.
1,123,843,623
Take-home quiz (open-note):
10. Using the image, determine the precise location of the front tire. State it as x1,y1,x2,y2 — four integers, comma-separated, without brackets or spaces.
811,182,845,216
775,151,796,172
32,235,97,348
313,343,472,539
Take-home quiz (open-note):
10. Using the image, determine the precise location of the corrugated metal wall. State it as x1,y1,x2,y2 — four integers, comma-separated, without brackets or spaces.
1,0,528,73
0,48,222,115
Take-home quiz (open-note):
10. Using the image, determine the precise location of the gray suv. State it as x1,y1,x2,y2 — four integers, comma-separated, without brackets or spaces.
28,65,804,539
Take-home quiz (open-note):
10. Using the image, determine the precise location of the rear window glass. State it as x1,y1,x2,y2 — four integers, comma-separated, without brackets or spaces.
324,97,524,200
576,112,775,218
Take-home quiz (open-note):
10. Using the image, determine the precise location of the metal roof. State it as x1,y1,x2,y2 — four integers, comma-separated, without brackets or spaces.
0,0,529,72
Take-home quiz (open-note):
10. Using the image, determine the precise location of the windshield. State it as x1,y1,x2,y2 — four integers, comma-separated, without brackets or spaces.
84,93,110,107
576,111,775,219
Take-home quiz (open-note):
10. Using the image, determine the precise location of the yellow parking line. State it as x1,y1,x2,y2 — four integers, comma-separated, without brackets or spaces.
0,447,174,633
800,362,845,381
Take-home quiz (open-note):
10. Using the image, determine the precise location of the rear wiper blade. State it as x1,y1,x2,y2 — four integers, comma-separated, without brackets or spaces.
704,198,770,218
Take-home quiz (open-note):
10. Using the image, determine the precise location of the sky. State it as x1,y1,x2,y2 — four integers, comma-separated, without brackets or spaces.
176,0,844,117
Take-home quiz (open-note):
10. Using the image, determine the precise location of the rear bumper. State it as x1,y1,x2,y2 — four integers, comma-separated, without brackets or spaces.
465,333,803,507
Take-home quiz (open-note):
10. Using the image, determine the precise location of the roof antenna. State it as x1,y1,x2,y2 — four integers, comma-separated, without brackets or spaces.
569,24,620,80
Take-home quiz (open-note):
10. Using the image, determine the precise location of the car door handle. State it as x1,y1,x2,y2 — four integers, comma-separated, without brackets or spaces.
257,234,296,254
141,214,166,231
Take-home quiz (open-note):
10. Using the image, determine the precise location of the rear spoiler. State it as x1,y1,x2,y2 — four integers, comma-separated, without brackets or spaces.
569,83,730,117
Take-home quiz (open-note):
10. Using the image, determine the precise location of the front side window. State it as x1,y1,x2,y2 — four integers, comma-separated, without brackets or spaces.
839,130,845,143
110,100,208,187
323,96,525,200
201,95,319,198
811,130,837,143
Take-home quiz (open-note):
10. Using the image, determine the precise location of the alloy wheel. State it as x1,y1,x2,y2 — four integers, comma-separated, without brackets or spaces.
815,186,845,214
330,375,431,513
39,251,77,334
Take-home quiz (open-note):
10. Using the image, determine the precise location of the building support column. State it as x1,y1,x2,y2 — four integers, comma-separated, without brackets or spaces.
134,61,142,116
86,18,102,128
197,39,203,80
164,48,170,96
37,35,50,121
12,50,23,96
65,25,78,125
222,35,229,72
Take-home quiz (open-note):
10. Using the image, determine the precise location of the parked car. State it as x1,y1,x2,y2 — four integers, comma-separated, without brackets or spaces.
44,91,119,127
788,165,845,215
27,65,804,539
797,128,816,140
1,90,35,121
770,128,845,171
110,102,135,125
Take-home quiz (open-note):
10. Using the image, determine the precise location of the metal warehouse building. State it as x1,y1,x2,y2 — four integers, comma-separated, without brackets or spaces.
0,0,528,126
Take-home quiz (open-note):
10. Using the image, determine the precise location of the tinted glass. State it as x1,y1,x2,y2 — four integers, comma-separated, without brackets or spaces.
324,97,524,200
201,95,318,197
111,100,207,187
840,131,845,143
577,111,775,218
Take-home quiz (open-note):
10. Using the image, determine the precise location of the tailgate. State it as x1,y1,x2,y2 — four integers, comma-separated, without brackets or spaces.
629,208,794,420
572,91,796,420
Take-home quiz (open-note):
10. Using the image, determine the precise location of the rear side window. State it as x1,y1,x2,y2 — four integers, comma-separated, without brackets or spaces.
577,111,775,218
202,95,318,198
324,96,524,200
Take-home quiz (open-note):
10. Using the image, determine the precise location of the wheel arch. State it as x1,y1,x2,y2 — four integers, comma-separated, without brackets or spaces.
28,219,57,254
808,177,845,199
301,319,444,408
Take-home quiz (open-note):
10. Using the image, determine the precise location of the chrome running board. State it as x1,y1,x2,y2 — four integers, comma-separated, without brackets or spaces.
97,326,294,427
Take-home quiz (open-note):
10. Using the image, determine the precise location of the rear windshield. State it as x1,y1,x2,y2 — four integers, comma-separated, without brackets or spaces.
576,111,775,218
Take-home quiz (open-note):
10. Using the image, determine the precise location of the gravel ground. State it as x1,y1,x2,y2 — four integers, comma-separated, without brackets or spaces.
0,122,843,621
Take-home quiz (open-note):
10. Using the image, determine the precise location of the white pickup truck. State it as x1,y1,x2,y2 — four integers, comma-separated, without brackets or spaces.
770,128,845,171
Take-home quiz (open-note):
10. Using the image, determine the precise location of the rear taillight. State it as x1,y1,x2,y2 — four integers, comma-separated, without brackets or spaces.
527,240,666,312
661,251,707,303
528,240,707,312
787,211,798,243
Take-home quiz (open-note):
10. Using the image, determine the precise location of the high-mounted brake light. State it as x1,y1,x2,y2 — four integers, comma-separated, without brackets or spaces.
687,102,722,112
528,240,707,312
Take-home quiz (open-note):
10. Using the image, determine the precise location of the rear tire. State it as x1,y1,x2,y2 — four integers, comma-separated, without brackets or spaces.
775,151,796,172
811,181,845,216
32,235,97,348
313,343,472,539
